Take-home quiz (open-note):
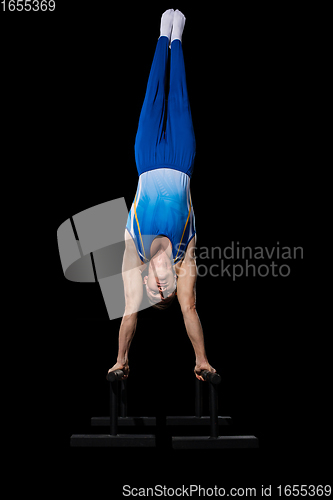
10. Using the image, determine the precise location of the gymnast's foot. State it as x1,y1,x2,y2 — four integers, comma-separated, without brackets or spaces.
160,8,174,41
171,9,186,44
194,362,216,381
107,361,130,380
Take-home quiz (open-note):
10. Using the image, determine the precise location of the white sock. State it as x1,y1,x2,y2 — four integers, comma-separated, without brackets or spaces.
171,9,186,44
160,9,174,41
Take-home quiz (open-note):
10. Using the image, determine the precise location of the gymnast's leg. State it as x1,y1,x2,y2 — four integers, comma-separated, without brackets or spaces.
166,10,196,177
134,10,174,172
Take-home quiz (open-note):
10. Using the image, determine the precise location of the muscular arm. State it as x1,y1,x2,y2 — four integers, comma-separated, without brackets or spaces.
176,236,215,380
108,230,144,378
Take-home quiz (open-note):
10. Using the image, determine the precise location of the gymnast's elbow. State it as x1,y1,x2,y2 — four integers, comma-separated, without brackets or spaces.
179,300,197,316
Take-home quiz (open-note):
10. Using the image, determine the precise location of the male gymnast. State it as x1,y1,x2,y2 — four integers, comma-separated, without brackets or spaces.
108,10,216,382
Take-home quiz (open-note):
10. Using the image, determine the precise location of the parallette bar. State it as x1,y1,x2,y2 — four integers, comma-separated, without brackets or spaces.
107,369,125,382
202,370,221,385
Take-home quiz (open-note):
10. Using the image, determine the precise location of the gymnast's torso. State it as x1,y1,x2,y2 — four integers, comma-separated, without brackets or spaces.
125,168,196,265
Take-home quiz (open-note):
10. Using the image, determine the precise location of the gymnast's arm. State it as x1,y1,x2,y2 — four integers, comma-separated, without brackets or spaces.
176,236,215,380
107,230,144,379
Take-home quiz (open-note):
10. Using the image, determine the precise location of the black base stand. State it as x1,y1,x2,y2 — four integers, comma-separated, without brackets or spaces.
171,371,258,449
91,416,157,427
70,370,156,447
172,435,259,449
70,434,156,447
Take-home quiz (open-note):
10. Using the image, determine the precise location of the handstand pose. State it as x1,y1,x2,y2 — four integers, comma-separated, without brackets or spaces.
108,10,215,381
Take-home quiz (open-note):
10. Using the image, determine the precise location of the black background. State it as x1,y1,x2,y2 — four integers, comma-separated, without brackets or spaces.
2,1,329,496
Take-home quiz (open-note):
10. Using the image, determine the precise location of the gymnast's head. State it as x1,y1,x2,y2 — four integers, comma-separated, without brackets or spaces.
143,249,177,310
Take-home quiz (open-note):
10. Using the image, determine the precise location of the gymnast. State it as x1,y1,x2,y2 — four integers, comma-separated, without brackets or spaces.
108,10,215,382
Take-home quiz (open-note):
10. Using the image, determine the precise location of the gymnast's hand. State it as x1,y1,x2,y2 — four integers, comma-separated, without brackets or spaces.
194,362,216,381
107,361,130,380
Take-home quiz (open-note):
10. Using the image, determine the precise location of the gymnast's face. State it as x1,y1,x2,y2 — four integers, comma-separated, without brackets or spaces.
143,250,177,302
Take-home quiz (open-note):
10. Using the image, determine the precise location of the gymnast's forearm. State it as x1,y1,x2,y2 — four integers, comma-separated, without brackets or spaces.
116,313,138,364
182,307,208,363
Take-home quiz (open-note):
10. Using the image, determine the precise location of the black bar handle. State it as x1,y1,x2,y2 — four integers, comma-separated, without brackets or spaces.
209,383,219,438
119,379,128,418
195,377,203,418
109,378,118,435
107,369,124,382
202,370,221,385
